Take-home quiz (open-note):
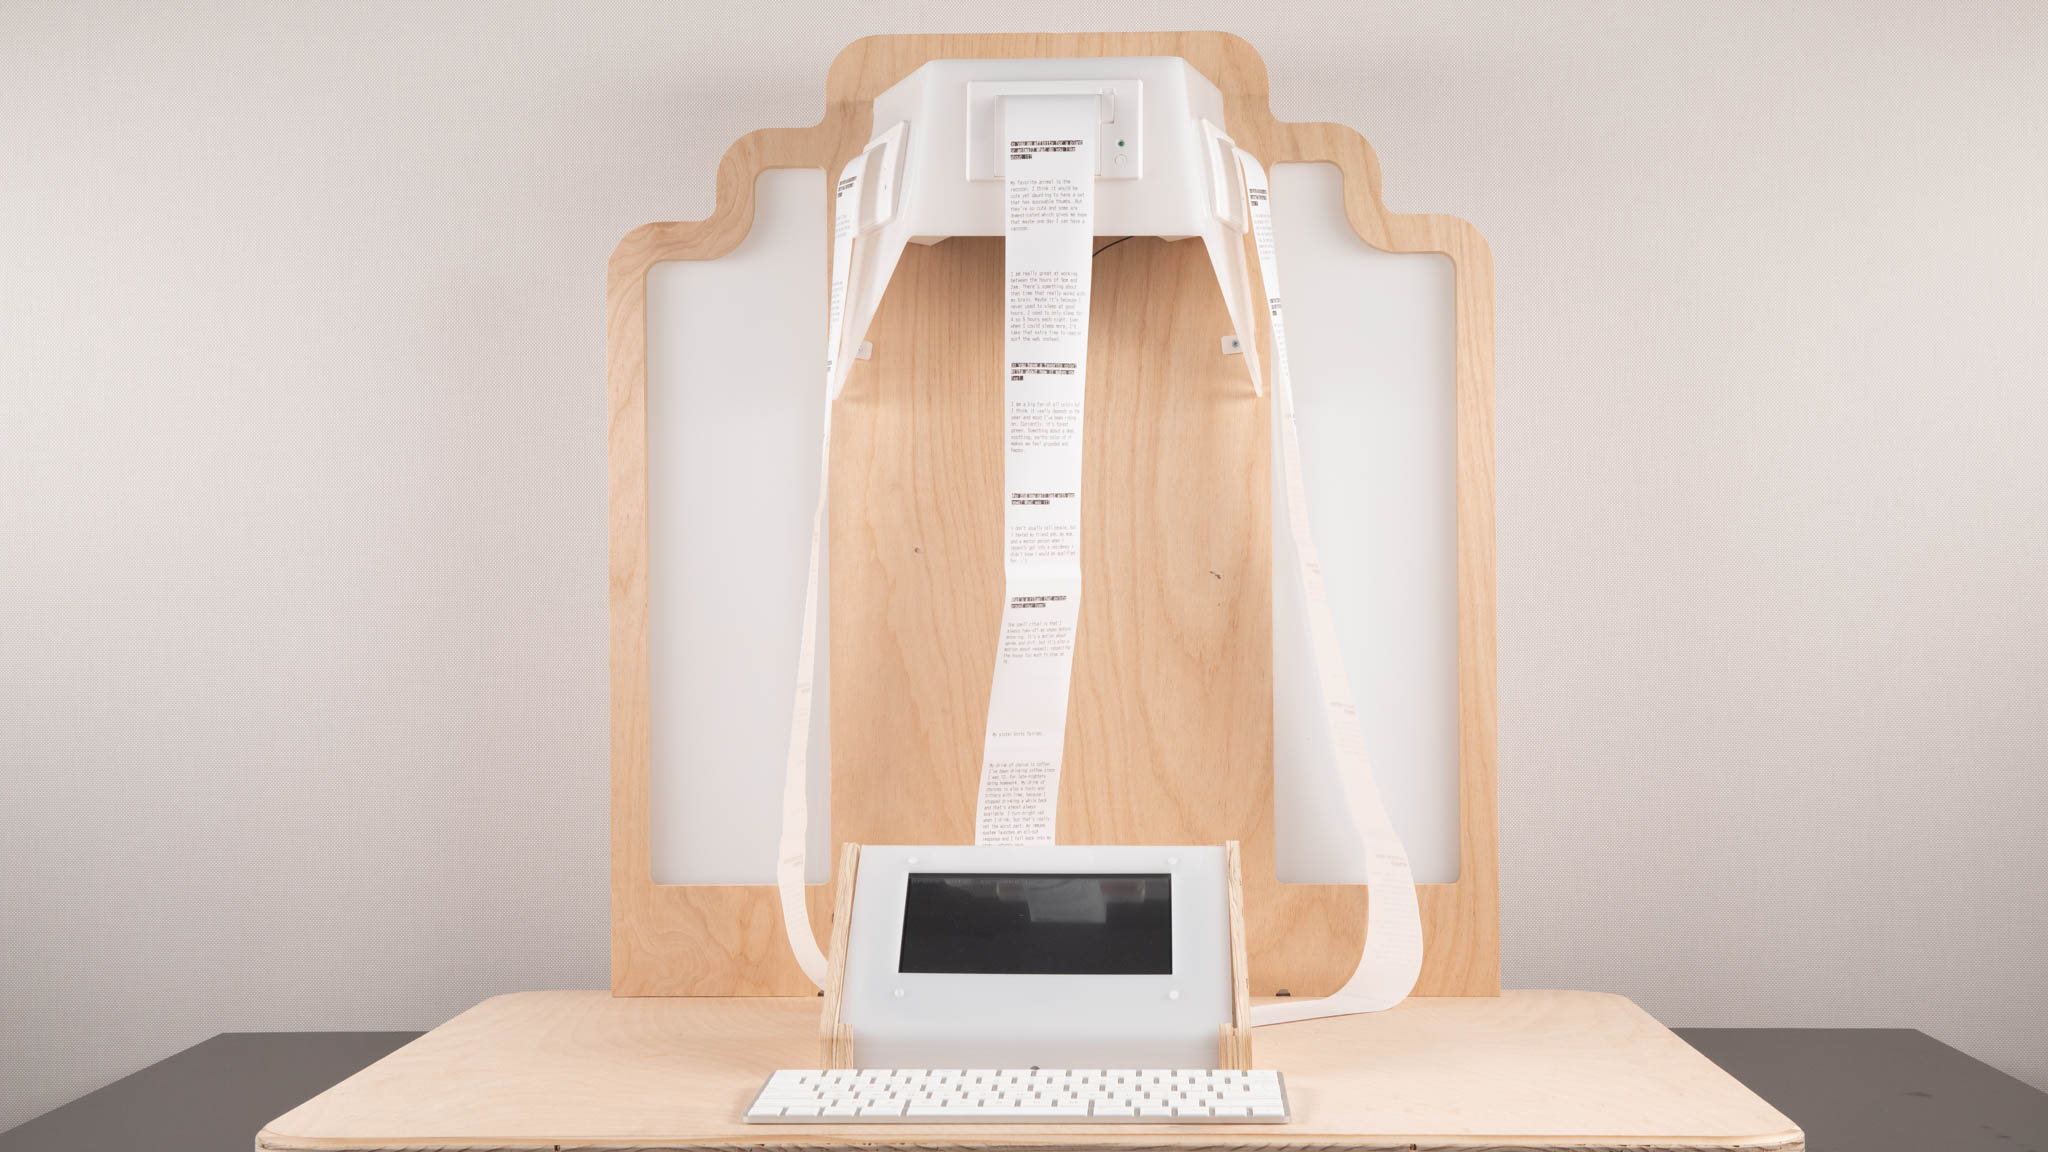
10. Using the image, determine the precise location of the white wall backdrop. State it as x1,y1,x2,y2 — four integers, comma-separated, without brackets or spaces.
3,0,2044,1131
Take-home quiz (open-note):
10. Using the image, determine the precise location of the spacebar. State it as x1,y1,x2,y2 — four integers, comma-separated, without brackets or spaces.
900,1106,1080,1120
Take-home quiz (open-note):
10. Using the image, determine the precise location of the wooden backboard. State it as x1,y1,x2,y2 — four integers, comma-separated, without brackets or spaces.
608,32,1497,998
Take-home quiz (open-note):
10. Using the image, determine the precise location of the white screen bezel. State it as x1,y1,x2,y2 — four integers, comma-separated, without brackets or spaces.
842,845,1232,1058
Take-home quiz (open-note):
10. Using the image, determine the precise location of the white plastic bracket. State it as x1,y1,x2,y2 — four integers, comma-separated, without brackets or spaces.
1196,117,1262,393
1200,119,1249,234
858,121,910,234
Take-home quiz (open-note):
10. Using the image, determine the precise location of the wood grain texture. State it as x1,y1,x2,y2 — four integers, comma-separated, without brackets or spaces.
610,32,1497,998
1225,841,1253,1070
818,843,861,1068
257,991,1802,1152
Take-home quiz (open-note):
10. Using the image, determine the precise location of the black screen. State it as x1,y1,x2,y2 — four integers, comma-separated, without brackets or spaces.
897,873,1172,975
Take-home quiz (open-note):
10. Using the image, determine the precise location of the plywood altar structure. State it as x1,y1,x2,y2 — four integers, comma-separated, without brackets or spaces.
260,32,1802,1152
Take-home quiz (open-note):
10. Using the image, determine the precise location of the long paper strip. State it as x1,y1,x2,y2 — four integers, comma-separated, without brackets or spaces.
1238,150,1426,1024
973,96,1099,846
775,151,868,986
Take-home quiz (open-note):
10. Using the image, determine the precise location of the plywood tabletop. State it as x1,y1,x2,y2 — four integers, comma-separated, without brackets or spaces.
258,990,1801,1152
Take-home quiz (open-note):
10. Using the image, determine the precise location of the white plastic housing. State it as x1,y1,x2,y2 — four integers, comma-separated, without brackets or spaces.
877,57,1223,239
842,845,1233,1069
840,57,1264,411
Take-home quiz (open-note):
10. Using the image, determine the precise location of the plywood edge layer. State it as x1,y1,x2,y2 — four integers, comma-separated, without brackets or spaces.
260,1123,1810,1139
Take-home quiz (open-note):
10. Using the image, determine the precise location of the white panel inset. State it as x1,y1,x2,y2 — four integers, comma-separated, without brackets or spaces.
647,168,830,885
1269,162,1460,885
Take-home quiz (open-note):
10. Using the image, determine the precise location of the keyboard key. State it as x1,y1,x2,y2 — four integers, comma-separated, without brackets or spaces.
1092,1103,1136,1117
860,1101,906,1117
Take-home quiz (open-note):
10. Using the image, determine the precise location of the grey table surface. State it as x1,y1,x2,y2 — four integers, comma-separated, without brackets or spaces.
1,1027,2042,1151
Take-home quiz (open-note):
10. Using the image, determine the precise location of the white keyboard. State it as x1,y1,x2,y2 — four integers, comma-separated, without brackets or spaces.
744,1067,1290,1123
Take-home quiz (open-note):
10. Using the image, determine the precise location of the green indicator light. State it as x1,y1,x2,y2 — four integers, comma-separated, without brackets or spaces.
1118,139,1125,147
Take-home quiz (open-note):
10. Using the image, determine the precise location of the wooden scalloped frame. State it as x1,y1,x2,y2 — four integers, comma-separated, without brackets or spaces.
609,32,1497,998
